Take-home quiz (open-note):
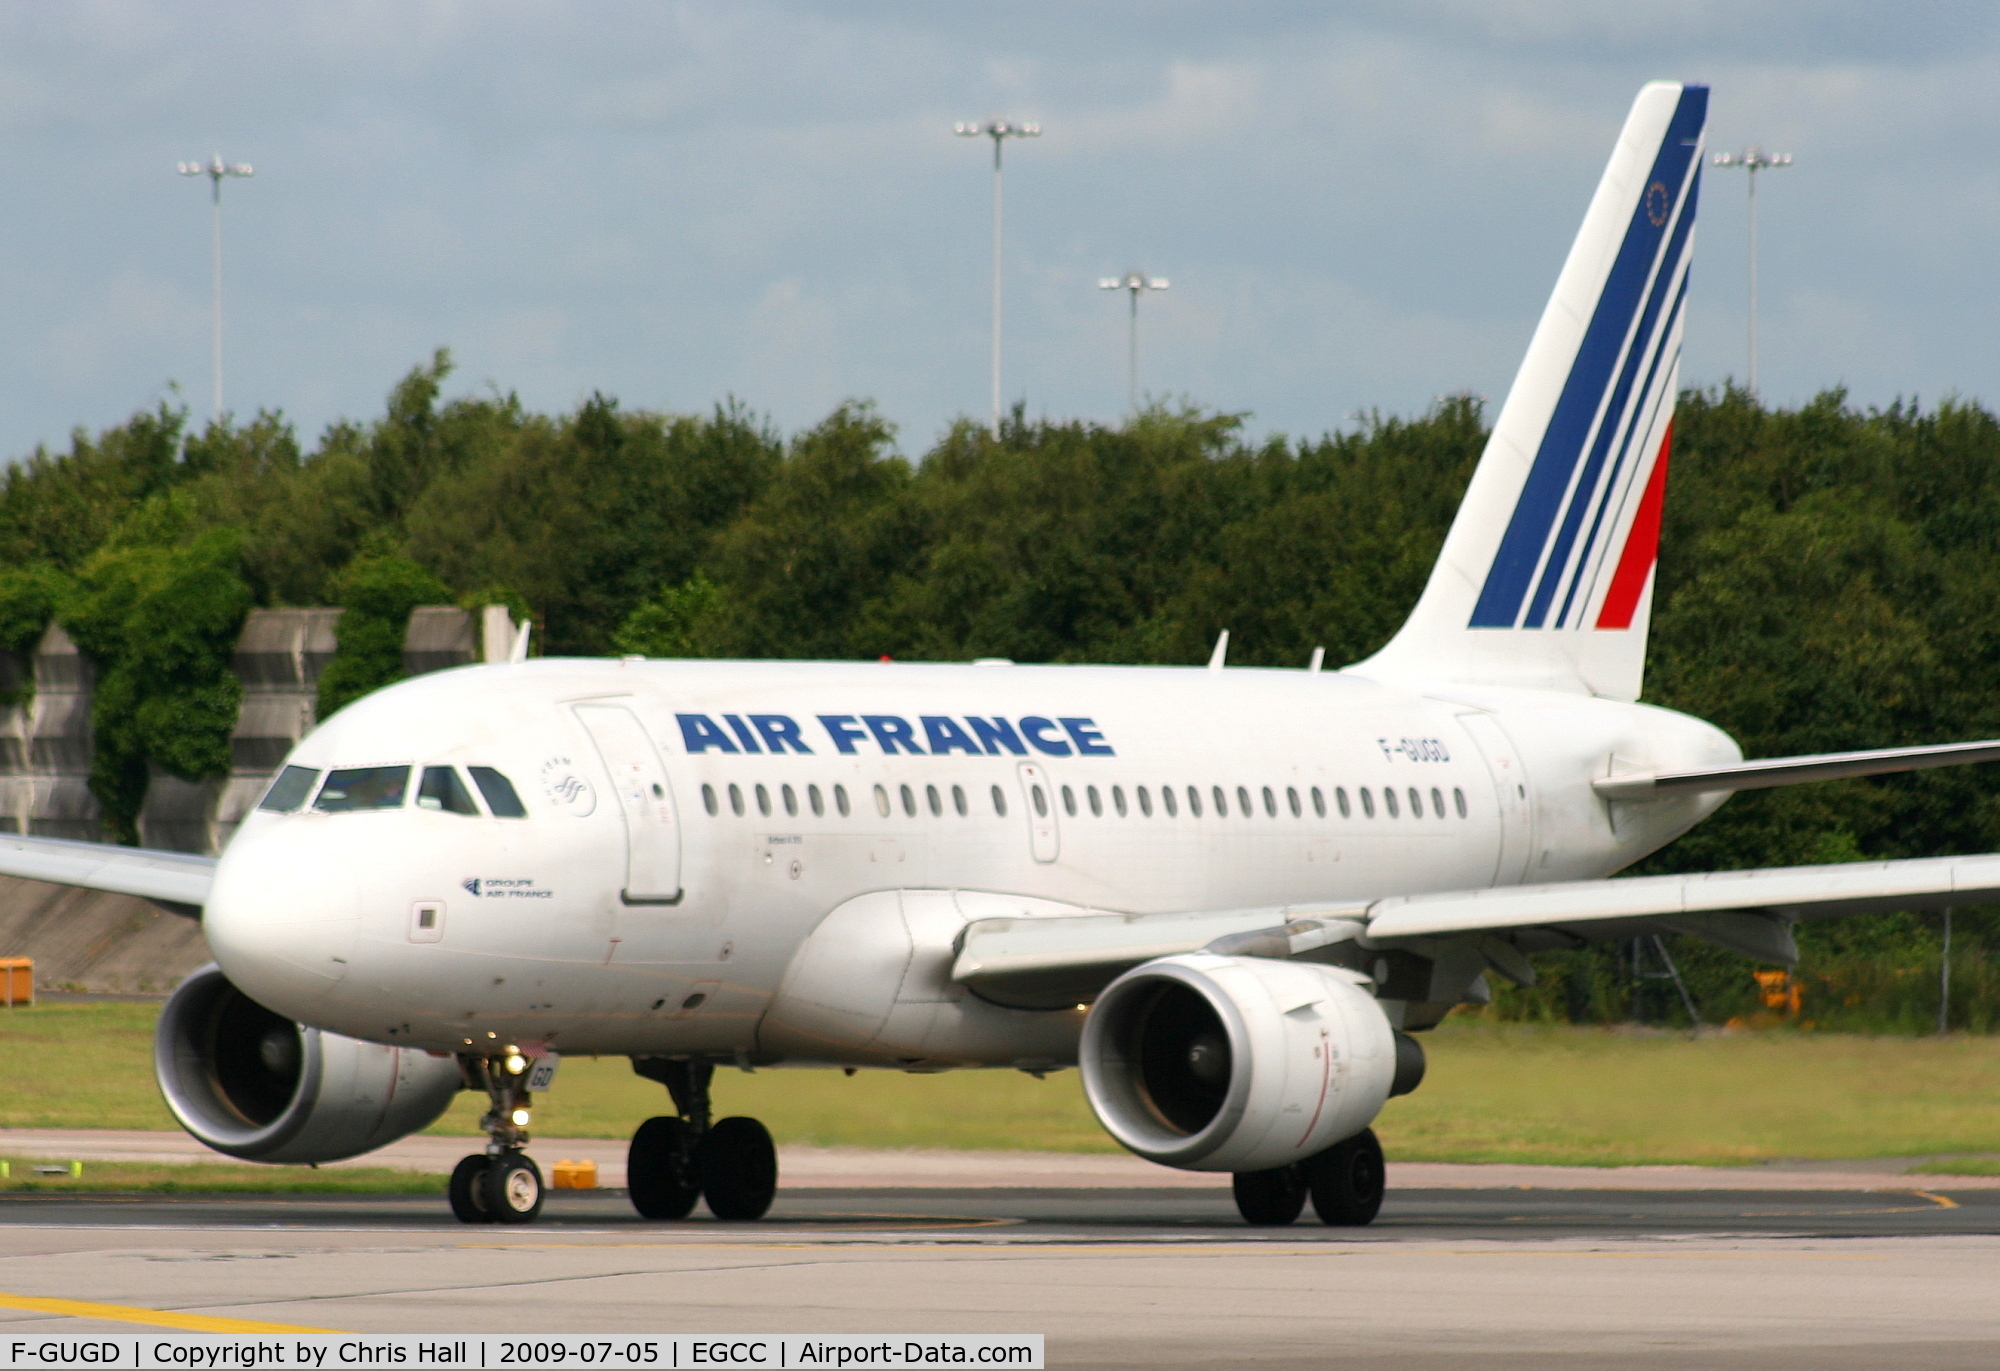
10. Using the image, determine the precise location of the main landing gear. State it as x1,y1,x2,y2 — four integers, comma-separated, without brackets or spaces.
1232,1128,1385,1228
628,1058,778,1222
449,1053,545,1225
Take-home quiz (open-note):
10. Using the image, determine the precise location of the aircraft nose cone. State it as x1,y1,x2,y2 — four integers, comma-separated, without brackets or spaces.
204,826,360,1016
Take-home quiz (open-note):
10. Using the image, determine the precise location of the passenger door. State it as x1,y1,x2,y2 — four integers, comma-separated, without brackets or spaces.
574,704,682,903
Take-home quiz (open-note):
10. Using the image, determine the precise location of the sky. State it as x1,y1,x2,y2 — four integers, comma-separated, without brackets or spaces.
4,1,1999,460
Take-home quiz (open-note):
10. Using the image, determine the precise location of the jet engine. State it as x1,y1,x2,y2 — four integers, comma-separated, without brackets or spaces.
1080,952,1397,1173
155,964,463,1165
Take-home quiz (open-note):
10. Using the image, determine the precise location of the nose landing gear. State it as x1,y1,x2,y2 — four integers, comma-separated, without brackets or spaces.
448,1053,545,1225
629,1058,777,1222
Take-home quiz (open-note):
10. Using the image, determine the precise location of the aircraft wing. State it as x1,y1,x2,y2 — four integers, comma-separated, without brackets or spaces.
1594,738,2000,800
0,833,215,915
951,852,2000,1006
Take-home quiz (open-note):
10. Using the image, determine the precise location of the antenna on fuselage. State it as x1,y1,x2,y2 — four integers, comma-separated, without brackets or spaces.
1308,646,1324,673
1207,630,1229,671
509,620,532,664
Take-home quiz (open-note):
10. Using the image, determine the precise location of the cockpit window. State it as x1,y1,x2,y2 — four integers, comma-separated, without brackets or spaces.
314,766,411,813
468,766,528,818
417,766,480,815
257,765,320,814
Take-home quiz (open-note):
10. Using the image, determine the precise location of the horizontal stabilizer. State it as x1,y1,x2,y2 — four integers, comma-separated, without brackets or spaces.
0,833,215,914
1594,738,2000,800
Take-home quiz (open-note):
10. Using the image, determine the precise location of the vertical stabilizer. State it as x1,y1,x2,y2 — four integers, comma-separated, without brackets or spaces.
1354,82,1706,701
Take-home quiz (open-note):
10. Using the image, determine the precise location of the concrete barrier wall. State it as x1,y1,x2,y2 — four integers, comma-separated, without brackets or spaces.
0,604,488,856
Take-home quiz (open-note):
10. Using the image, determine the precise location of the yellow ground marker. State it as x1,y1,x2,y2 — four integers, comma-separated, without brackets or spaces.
0,1292,343,1334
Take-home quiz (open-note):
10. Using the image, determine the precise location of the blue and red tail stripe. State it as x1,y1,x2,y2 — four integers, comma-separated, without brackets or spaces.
1469,84,1707,630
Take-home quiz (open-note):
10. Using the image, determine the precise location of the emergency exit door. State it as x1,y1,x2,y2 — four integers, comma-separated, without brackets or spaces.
575,704,682,904
1016,761,1060,863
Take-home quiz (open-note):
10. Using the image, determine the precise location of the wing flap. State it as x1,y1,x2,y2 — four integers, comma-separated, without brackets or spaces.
0,833,215,913
1364,853,2000,943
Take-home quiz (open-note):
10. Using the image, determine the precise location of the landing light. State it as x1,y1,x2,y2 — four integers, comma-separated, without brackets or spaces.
510,1108,531,1127
503,1052,528,1076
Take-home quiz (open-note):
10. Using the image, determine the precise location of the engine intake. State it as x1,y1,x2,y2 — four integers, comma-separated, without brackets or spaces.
1081,953,1395,1173
155,964,463,1165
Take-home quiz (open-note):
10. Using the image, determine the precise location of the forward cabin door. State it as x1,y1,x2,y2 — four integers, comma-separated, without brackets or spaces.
1458,712,1532,886
575,703,683,903
1016,761,1060,863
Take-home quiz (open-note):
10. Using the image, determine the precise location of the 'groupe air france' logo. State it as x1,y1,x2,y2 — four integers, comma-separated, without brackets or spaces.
1644,181,1670,227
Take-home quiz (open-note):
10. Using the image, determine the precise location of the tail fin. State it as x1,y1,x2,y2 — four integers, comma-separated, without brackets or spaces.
1356,82,1706,701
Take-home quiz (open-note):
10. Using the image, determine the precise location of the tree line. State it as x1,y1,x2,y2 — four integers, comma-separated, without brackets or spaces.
3,351,1995,1029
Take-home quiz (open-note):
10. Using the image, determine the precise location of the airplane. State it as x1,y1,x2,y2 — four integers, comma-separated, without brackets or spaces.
9,79,2000,1230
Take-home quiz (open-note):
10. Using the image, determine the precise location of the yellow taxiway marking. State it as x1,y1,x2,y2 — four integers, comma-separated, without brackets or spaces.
0,1292,343,1334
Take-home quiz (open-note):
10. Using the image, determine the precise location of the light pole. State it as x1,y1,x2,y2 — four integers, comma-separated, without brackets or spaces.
1098,271,1169,414
178,153,254,425
1711,146,1791,397
954,119,1040,431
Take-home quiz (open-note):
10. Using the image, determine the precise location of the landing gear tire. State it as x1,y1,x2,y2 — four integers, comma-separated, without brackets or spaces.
1307,1127,1385,1227
481,1153,545,1225
449,1154,493,1225
699,1116,778,1221
629,1116,701,1220
1232,1164,1308,1226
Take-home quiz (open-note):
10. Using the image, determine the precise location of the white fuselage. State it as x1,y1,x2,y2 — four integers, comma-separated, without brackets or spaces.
201,658,1738,1062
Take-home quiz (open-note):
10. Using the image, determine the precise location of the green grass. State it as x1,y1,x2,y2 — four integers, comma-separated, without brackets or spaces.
1909,1157,2000,1176
9,1002,2000,1168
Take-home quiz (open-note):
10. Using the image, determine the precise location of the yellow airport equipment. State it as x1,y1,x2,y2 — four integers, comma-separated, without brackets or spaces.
0,958,31,1007
551,1158,598,1189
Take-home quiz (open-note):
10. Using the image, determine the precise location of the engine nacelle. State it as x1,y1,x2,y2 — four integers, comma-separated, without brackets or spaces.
155,964,463,1165
1080,952,1396,1173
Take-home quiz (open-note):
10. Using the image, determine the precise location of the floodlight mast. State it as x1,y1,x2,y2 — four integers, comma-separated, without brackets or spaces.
178,154,254,424
1711,146,1791,397
955,120,1041,431
1097,271,1169,414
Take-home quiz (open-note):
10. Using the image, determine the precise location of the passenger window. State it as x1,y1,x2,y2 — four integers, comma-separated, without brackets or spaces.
782,783,799,817
991,784,1008,817
1087,785,1102,817
417,766,480,815
1260,786,1274,818
1162,786,1178,817
1031,784,1048,817
755,783,772,818
315,766,410,813
728,783,745,817
1336,786,1350,819
1454,786,1467,818
1359,787,1374,818
1112,785,1127,817
835,783,851,817
926,784,943,817
469,767,528,818
809,783,825,817
1212,786,1227,817
702,783,719,817
1286,787,1301,818
1061,785,1077,818
952,784,968,816
1137,786,1153,817
1237,786,1253,816
1385,788,1400,818
258,765,319,813
1431,787,1445,820
1187,786,1202,818
874,784,890,817
1408,787,1422,818
1312,786,1326,819
900,784,917,817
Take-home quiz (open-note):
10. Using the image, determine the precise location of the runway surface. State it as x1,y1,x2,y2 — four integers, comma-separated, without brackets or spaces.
3,1183,2000,1368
